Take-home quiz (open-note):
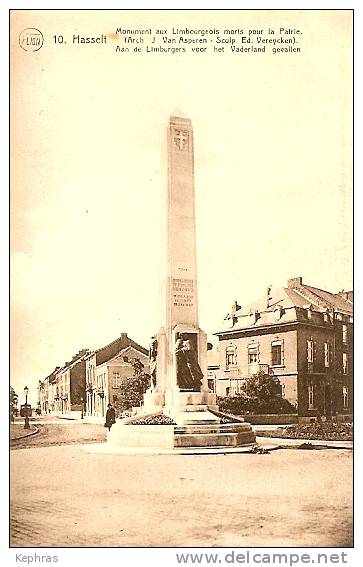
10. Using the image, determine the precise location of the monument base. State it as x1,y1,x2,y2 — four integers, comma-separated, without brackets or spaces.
143,389,165,412
163,390,219,425
107,399,256,450
174,422,256,448
107,421,256,450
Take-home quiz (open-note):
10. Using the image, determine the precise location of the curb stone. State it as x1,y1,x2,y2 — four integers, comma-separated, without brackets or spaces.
10,426,40,441
256,436,353,450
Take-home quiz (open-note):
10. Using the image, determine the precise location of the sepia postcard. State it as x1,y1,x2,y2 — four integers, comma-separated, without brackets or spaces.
9,8,353,563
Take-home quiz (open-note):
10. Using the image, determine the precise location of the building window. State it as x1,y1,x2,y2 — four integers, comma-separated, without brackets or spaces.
248,345,259,364
342,352,348,375
324,343,330,368
308,385,315,409
112,372,121,388
225,346,237,368
307,339,314,372
307,340,314,362
342,324,348,344
271,345,282,366
113,394,118,403
342,386,349,409
271,341,283,366
230,379,245,396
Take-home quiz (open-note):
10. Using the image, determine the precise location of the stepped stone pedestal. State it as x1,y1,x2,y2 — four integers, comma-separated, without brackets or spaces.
108,422,256,450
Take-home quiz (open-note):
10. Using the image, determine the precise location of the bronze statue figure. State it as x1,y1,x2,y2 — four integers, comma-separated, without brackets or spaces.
175,333,203,391
149,336,158,390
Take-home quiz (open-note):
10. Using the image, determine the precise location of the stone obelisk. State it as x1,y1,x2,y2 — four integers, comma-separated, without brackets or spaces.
143,113,218,424
108,114,256,449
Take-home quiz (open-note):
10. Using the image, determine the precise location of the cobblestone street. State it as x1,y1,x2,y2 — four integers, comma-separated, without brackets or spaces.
10,425,352,548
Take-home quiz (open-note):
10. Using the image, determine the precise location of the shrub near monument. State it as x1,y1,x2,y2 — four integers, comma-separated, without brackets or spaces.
217,371,296,416
116,358,150,415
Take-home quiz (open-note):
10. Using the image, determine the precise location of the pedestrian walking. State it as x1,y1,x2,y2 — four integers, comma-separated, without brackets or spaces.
105,403,116,431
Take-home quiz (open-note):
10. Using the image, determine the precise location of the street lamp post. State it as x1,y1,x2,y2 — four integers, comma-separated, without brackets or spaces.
80,396,84,419
24,386,30,429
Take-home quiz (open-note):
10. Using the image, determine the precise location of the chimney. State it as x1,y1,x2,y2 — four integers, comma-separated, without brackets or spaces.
266,285,272,308
231,301,241,315
120,332,128,338
288,277,303,289
250,310,260,324
338,290,352,301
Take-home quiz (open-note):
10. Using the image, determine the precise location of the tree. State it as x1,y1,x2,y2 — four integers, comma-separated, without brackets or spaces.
218,370,296,415
243,370,282,407
117,358,151,414
10,386,18,421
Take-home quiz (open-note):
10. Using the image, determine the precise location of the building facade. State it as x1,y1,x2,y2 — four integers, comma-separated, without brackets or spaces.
214,277,353,420
52,350,89,417
38,350,89,418
85,333,149,420
38,367,60,414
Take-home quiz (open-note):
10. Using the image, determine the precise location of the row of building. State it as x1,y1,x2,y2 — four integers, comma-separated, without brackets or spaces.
38,276,353,421
38,334,149,420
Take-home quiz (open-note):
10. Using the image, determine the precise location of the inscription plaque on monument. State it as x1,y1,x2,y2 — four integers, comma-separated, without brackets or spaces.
172,278,195,307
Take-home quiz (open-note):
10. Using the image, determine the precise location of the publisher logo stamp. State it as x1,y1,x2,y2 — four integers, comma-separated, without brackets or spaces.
19,28,44,52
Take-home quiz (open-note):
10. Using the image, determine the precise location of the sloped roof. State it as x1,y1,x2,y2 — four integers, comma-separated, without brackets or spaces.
301,285,353,314
44,367,60,384
63,350,90,372
101,345,149,366
217,278,353,334
233,288,295,317
95,334,148,366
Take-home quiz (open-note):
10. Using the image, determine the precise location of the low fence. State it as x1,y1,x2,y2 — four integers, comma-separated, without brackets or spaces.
299,414,353,424
243,414,353,425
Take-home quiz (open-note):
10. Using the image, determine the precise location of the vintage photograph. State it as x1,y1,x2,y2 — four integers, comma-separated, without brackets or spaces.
10,9,353,549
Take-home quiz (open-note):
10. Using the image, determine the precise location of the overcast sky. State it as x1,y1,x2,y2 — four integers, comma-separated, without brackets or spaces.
10,10,352,404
